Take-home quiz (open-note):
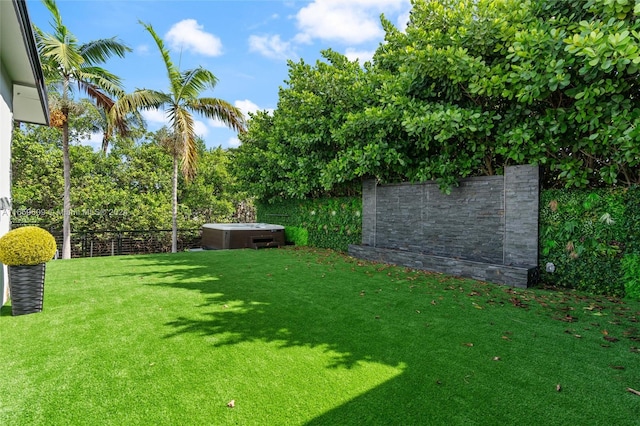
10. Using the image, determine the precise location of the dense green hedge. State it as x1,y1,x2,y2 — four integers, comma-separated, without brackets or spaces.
259,187,640,298
539,187,640,298
256,197,361,252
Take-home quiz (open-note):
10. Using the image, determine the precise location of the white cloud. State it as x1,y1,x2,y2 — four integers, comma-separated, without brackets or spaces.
209,99,270,128
249,34,295,60
142,109,169,126
249,1,411,60
235,99,261,116
135,44,150,55
141,109,208,138
344,48,375,63
165,19,223,57
397,9,411,31
208,118,229,129
193,120,209,138
294,0,410,45
227,137,241,148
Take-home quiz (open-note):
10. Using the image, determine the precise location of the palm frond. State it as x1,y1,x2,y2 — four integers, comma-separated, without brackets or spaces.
74,66,125,96
103,107,142,150
37,34,84,74
80,37,131,64
42,0,64,31
139,21,182,96
113,90,168,117
178,67,218,100
78,82,115,111
189,98,247,133
171,107,199,181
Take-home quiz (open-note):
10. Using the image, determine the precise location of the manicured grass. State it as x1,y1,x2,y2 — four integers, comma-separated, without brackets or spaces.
1,247,639,425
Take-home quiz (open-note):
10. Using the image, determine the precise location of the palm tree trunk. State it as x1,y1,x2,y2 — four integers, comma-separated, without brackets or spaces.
172,155,178,253
62,107,71,260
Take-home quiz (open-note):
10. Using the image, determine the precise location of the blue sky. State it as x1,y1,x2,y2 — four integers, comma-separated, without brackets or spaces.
26,0,412,150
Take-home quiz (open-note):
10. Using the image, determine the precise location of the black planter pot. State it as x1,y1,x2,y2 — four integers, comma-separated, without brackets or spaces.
8,263,46,316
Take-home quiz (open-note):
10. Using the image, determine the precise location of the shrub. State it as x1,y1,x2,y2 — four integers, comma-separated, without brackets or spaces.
0,226,57,266
285,227,309,246
257,196,361,252
539,189,626,296
621,254,640,301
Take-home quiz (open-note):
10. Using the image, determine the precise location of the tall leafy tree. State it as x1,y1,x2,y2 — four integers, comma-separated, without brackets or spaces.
118,22,246,252
234,49,368,202
12,122,241,235
236,0,640,196
34,0,130,258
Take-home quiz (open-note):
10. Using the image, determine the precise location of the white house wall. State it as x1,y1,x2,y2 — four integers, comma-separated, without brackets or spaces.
0,62,13,306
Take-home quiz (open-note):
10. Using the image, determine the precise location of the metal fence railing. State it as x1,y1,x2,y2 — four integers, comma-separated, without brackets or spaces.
12,225,203,258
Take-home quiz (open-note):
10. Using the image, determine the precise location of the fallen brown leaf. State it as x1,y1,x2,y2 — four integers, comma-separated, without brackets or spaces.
610,365,625,370
558,314,577,322
604,336,619,343
509,297,528,308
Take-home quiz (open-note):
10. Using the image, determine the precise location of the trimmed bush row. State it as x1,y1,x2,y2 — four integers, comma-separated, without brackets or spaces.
256,197,361,252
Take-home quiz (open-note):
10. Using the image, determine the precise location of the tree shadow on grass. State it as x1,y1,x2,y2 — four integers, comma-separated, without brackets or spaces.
109,249,640,425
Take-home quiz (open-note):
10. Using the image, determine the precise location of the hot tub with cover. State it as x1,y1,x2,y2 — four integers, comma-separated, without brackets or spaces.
201,223,285,250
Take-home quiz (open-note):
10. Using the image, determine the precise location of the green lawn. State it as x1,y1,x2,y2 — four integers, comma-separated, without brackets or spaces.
1,247,639,425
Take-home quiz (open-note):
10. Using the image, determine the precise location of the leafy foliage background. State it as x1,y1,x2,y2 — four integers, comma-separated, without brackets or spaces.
12,122,242,232
257,197,361,252
236,0,640,199
538,186,640,299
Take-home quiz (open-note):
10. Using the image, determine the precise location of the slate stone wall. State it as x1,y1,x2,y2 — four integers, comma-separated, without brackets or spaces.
503,165,540,267
350,165,540,287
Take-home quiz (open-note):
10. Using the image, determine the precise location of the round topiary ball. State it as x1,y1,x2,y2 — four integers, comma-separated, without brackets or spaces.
0,226,57,266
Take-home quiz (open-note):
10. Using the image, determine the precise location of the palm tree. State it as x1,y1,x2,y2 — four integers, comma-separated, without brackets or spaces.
98,104,145,154
34,0,130,259
117,21,246,252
